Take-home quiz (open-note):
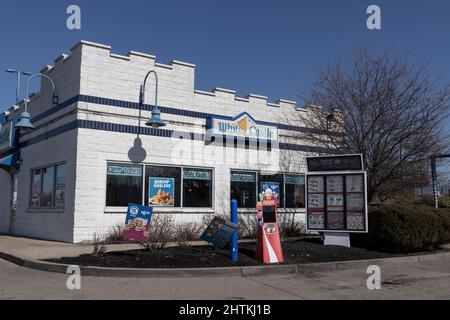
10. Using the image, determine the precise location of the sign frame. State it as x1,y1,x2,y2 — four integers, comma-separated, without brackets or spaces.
306,171,368,234
306,154,364,172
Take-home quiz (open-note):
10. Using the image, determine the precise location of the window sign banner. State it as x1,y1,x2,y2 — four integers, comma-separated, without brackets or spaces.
207,112,278,142
107,164,142,177
201,216,238,249
183,169,212,181
285,175,305,185
55,176,65,208
123,204,153,243
231,172,256,183
0,122,14,153
149,178,175,206
259,182,280,202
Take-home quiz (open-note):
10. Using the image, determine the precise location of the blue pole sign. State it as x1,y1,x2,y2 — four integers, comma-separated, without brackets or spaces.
231,199,239,263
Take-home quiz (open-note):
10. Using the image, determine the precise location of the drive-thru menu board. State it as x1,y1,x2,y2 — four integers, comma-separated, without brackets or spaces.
306,156,368,233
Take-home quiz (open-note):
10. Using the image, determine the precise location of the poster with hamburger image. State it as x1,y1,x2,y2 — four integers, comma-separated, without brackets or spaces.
149,178,175,206
123,204,153,243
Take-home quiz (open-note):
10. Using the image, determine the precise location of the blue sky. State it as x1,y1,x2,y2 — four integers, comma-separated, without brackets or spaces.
1,0,450,115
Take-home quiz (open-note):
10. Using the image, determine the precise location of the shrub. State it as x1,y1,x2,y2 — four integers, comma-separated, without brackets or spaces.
142,214,175,251
104,225,126,244
352,204,450,253
391,195,450,208
91,233,107,257
173,223,202,247
278,213,307,239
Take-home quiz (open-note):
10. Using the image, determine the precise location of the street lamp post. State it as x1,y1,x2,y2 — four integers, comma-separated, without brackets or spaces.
15,74,58,130
6,69,32,104
431,154,450,209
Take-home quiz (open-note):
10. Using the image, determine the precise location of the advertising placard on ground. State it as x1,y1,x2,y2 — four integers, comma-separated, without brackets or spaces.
201,217,238,249
123,204,153,242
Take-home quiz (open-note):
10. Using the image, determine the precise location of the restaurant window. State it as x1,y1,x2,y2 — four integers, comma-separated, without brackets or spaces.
285,175,306,208
230,171,257,208
30,163,66,209
183,168,213,208
145,166,181,207
106,163,143,207
258,173,284,208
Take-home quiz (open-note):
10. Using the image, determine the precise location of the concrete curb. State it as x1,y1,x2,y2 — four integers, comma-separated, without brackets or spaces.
1,250,449,278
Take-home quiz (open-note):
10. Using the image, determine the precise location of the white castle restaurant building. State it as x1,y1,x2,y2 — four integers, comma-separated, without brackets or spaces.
0,41,329,243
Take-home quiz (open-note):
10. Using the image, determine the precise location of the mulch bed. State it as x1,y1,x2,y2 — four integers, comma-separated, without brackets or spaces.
45,238,409,269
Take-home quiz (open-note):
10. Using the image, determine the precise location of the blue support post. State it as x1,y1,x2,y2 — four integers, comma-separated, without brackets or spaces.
231,199,239,263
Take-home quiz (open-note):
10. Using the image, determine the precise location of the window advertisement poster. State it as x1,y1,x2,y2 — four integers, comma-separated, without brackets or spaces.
308,212,325,230
259,182,280,202
123,204,153,242
308,193,325,209
201,216,238,249
55,169,66,208
327,193,345,210
149,178,175,206
327,211,345,230
346,174,364,192
308,176,324,193
327,175,343,193
31,170,42,208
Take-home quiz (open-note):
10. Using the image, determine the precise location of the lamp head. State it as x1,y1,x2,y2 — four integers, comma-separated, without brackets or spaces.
15,111,35,130
145,108,166,128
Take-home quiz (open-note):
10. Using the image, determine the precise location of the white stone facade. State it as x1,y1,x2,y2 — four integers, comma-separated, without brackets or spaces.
0,40,321,243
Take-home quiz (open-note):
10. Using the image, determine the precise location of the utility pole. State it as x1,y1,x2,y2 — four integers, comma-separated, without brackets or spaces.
6,69,32,104
5,68,31,234
431,154,450,209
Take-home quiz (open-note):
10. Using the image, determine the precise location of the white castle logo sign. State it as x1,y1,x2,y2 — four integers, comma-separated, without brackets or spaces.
208,112,278,141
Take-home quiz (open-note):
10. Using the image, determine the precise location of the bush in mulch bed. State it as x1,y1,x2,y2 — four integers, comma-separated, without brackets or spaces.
45,239,400,269
352,204,450,253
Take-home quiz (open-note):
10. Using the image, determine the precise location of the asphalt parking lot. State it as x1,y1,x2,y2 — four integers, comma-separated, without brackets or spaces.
1,255,450,300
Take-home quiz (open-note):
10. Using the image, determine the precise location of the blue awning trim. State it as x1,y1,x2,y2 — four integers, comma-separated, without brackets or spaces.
0,152,21,173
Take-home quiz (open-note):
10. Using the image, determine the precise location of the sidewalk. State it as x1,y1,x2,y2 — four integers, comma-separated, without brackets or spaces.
0,235,213,260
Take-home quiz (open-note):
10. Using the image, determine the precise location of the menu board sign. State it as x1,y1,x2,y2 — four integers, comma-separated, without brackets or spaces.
306,172,368,233
307,155,363,172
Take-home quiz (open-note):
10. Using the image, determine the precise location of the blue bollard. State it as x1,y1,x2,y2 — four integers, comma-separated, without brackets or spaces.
231,199,239,263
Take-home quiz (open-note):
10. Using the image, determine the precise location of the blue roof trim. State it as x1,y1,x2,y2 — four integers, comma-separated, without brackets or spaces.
19,119,333,155
29,94,323,134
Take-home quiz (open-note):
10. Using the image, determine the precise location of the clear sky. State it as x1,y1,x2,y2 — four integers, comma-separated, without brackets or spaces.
1,0,450,114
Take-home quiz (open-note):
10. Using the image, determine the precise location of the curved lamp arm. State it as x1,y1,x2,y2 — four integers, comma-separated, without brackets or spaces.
24,74,57,112
140,70,158,108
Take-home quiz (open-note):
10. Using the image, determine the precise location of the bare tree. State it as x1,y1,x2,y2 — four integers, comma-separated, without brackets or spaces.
288,48,450,201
